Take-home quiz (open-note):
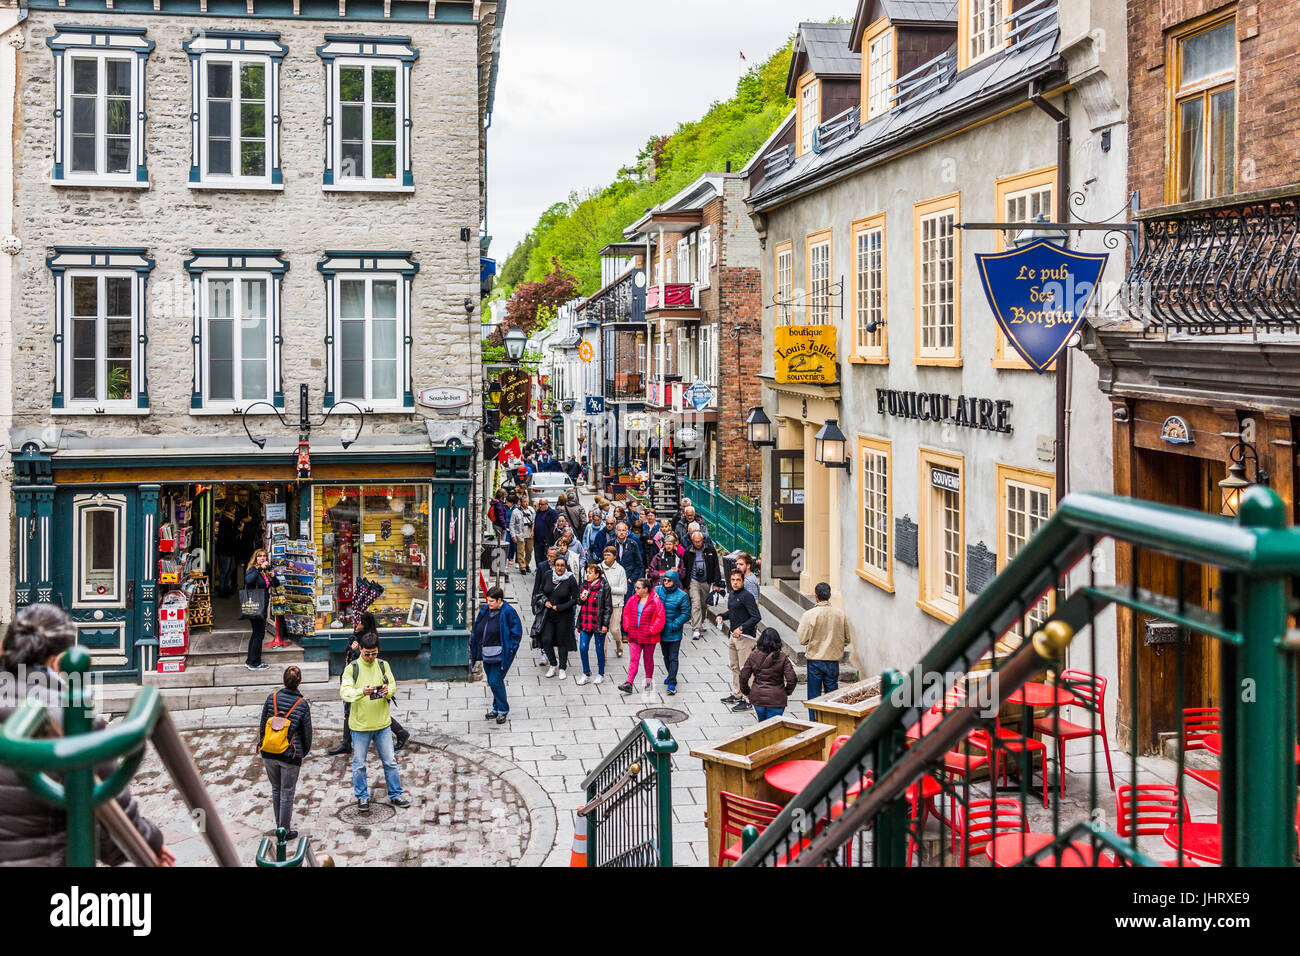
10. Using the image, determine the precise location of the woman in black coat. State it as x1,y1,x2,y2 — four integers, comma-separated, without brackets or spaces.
537,555,580,678
243,549,275,670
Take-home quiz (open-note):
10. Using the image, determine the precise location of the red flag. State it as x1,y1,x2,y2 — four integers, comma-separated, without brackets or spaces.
497,436,523,465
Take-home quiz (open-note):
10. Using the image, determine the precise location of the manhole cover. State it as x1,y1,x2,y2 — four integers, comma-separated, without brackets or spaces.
636,707,689,724
336,803,397,826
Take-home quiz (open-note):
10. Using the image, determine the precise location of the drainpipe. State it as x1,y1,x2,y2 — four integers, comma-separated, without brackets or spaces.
1030,81,1070,502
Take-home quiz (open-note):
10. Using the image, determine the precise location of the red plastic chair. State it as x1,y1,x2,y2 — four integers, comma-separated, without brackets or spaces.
951,798,1026,862
777,772,872,867
1114,784,1198,866
1181,707,1221,794
717,791,782,867
1033,669,1115,795
829,734,852,758
993,717,1050,807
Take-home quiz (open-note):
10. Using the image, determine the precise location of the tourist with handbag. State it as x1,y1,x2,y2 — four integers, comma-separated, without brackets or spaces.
241,549,275,671
257,665,312,840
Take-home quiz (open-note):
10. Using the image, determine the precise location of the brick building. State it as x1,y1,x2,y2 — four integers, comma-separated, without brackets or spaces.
4,0,505,681
1083,0,1300,751
623,172,765,499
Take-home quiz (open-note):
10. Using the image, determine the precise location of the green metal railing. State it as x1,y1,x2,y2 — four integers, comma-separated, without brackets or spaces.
737,487,1299,867
681,477,761,556
579,718,677,867
0,645,317,867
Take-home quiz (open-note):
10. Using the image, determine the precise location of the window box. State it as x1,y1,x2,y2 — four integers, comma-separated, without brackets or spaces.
318,35,418,191
48,247,154,414
46,25,154,187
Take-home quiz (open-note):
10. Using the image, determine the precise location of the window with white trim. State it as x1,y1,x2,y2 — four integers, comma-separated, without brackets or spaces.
999,465,1055,633
858,437,891,589
319,36,418,191
699,324,717,386
49,247,153,414
867,28,895,118
853,216,885,357
920,450,964,622
677,326,696,381
807,232,832,325
74,495,127,608
775,241,793,325
47,26,154,186
798,74,820,155
676,237,691,285
915,194,960,362
698,227,712,289
319,252,418,410
968,0,1004,66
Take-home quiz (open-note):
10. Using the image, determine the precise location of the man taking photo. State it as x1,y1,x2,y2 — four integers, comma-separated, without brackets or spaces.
339,633,410,812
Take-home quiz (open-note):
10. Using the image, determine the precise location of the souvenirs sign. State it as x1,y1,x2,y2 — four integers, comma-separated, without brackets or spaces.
975,239,1107,373
774,324,836,385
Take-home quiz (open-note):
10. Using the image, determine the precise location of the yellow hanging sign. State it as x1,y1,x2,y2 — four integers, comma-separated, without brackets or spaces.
774,325,837,385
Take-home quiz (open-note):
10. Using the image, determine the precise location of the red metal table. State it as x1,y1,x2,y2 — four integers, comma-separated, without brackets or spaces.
765,760,868,799
1163,822,1221,864
987,832,1100,867
1006,682,1077,708
1200,733,1300,764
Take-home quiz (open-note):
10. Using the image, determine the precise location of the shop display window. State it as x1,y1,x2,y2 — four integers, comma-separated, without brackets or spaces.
313,483,430,631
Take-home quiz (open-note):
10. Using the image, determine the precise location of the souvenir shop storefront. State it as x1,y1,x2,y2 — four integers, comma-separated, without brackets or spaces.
9,425,474,683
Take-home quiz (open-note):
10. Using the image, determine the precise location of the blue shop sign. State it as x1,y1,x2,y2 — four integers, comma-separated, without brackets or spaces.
974,240,1108,373
585,396,605,415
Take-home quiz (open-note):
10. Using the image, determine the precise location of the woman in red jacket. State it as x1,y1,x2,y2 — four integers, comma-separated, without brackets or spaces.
618,578,664,694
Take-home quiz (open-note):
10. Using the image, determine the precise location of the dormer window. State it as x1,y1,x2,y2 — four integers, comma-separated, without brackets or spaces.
965,0,1005,67
797,73,820,155
863,20,896,119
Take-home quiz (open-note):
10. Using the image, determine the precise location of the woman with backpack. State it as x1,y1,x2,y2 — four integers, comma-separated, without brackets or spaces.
740,628,798,722
258,665,313,840
647,531,684,587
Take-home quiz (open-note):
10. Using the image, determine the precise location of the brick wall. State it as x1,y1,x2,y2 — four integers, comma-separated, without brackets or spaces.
1128,0,1299,208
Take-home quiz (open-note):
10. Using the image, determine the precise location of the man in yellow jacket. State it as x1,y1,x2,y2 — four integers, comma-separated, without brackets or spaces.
340,633,409,811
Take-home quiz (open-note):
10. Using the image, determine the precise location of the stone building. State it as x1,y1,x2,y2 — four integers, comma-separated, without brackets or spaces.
0,4,20,632
744,2,1125,694
5,0,505,681
1084,0,1300,752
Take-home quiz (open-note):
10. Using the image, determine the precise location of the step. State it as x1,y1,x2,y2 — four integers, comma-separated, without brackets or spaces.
776,578,816,611
186,646,305,668
759,585,804,632
141,659,329,689
96,680,340,717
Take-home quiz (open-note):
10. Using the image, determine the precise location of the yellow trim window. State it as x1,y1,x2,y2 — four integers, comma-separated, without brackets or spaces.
852,214,886,361
775,240,793,325
1170,16,1237,204
993,167,1056,368
858,435,893,591
863,20,895,119
914,193,961,365
965,0,1005,68
919,448,964,623
797,72,820,156
806,229,833,325
997,464,1055,633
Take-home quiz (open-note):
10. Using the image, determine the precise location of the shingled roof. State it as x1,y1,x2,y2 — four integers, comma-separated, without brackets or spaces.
786,22,860,96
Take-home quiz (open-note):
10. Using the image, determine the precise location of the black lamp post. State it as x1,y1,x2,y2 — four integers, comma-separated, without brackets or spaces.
746,405,775,448
814,419,850,473
242,384,364,479
504,327,527,363
487,379,503,407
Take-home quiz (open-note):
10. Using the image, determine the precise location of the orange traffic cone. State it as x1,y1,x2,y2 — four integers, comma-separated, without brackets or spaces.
569,813,588,867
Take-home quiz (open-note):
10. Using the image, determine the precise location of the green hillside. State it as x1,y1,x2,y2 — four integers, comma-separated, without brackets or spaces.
496,38,797,299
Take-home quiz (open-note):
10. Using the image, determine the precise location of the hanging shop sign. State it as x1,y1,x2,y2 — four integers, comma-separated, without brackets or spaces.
974,239,1108,373
585,396,605,415
579,341,594,363
930,468,961,493
417,386,471,410
876,389,1012,434
624,413,651,431
685,379,713,411
774,324,837,385
499,369,531,417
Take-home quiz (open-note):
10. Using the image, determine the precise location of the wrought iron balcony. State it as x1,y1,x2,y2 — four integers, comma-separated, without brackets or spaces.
1122,185,1300,335
578,267,646,326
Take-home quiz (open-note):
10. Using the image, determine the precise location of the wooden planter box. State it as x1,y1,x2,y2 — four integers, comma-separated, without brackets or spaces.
805,677,883,756
690,716,835,866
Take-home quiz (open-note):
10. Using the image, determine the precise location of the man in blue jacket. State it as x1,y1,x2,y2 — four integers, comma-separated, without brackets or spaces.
612,521,645,583
655,570,691,695
471,586,523,724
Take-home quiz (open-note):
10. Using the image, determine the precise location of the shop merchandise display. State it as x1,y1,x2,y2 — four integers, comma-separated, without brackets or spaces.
274,538,318,639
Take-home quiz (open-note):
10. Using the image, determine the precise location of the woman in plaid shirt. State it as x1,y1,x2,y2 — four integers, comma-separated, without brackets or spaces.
575,562,612,685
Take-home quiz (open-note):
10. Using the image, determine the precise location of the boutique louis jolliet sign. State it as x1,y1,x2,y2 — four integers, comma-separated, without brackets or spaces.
975,239,1108,373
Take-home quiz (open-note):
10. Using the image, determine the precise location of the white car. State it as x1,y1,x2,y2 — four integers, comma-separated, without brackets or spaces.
515,470,577,499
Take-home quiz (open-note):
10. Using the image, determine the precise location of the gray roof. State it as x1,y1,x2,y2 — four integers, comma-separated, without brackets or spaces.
798,22,860,77
880,0,957,23
756,18,1062,211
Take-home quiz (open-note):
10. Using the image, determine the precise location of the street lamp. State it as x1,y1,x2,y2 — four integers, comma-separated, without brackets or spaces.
746,406,775,447
504,326,527,363
1012,212,1071,248
487,379,503,407
813,419,850,472
1219,440,1268,517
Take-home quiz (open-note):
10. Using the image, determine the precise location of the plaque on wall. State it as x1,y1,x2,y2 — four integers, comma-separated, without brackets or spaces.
895,515,919,568
966,541,997,595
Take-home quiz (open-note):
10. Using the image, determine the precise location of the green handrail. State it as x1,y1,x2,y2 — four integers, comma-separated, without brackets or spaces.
580,719,678,867
737,486,1299,867
681,477,761,556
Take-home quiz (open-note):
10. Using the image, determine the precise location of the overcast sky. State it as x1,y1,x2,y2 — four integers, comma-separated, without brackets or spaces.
486,1,855,261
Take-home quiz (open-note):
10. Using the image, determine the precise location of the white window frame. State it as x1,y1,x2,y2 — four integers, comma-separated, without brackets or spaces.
807,233,832,325
867,27,895,119
320,35,418,193
676,237,691,286
998,465,1056,634
858,436,892,591
919,449,964,623
775,242,793,326
698,227,712,289
914,193,961,364
196,55,276,188
699,324,717,387
798,74,820,155
853,216,886,358
200,273,275,409
73,494,128,609
335,274,408,408
47,26,153,188
968,0,1005,67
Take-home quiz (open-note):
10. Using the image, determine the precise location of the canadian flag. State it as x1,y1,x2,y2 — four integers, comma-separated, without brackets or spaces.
497,436,523,465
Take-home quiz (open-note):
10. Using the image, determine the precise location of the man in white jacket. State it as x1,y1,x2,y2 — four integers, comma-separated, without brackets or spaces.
600,545,628,658
509,500,536,573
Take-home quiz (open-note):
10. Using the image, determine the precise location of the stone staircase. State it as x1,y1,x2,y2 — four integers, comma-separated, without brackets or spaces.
757,580,858,685
95,627,336,716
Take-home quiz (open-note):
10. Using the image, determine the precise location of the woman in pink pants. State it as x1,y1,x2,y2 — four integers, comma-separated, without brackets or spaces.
617,578,665,693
